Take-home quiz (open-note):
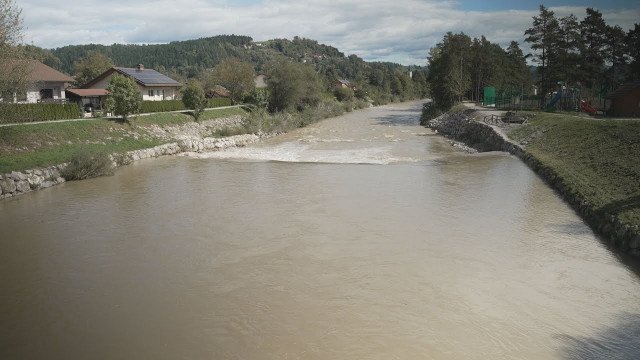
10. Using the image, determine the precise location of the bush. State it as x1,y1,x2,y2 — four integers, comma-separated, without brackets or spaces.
61,147,113,180
0,103,80,124
334,87,354,102
182,81,207,121
420,102,444,125
140,100,186,113
207,98,232,108
138,98,232,114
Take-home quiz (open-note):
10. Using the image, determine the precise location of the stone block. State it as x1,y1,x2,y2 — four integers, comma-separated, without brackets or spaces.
15,180,30,193
0,179,17,194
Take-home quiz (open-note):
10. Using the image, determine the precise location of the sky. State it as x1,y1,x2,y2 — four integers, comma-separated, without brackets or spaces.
19,0,640,66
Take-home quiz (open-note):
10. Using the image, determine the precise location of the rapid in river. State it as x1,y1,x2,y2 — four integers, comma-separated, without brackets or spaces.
1,101,639,359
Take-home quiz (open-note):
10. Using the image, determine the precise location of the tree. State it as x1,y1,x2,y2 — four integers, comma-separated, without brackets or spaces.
627,24,640,81
209,58,255,103
0,0,28,101
105,75,141,123
604,25,628,90
503,41,533,93
579,8,608,88
73,51,113,86
265,60,323,112
427,32,472,109
525,5,562,104
0,0,22,46
181,80,207,121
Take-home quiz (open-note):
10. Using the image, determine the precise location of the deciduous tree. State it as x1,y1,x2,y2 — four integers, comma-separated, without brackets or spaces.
0,0,28,101
181,80,207,121
73,51,113,86
209,58,255,103
264,60,322,112
105,75,141,123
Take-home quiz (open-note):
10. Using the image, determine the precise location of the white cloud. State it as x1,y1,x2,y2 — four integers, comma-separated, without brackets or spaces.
19,0,640,65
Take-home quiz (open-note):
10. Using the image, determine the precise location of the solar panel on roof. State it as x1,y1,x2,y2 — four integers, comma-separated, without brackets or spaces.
116,68,181,86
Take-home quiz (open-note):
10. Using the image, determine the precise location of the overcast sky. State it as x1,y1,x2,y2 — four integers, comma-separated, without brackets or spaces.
19,0,640,65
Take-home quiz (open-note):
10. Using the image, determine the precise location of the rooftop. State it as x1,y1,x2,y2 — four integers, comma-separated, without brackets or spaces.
113,67,181,87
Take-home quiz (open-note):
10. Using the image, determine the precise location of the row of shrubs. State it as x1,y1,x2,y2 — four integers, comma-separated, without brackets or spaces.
0,103,81,124
242,99,346,134
139,98,232,114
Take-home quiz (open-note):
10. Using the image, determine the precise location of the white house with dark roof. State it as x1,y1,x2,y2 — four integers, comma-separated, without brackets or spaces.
83,64,182,101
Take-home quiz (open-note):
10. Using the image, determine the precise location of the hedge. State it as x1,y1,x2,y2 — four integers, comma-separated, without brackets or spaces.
139,100,186,113
0,103,81,124
139,98,233,114
207,98,232,108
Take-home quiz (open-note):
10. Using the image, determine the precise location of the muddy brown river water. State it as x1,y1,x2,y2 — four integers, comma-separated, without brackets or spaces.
1,101,639,359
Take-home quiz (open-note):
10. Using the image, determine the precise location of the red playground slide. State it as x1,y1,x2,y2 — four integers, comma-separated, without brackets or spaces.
580,100,597,115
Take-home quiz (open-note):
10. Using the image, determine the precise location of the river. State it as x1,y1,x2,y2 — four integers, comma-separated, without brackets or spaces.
1,101,639,359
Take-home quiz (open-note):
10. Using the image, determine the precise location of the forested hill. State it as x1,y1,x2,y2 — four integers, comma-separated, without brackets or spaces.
44,35,416,84
50,35,254,76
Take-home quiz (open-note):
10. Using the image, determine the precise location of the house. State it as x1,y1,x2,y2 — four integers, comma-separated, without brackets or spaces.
605,81,640,117
333,79,356,91
3,60,74,103
83,64,182,101
206,85,230,99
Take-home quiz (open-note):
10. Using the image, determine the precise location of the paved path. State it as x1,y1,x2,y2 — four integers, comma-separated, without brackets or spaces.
0,105,245,127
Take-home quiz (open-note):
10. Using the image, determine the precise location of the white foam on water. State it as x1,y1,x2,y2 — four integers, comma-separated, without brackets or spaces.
184,141,412,164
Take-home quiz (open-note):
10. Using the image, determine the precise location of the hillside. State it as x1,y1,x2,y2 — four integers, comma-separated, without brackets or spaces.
20,35,428,103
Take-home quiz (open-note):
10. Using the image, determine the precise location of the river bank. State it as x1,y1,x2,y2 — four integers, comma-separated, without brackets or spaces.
0,108,266,200
425,104,640,256
0,100,353,199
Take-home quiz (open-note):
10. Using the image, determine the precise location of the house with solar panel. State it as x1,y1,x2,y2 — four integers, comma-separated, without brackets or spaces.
82,64,182,101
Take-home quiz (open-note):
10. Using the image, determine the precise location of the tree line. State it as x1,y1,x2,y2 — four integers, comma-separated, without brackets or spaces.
427,5,639,111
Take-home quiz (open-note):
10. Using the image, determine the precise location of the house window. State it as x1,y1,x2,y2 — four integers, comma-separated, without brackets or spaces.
40,89,53,99
148,90,154,97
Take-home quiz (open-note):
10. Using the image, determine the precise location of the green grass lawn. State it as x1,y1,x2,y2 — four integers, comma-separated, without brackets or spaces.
508,112,640,226
0,107,248,174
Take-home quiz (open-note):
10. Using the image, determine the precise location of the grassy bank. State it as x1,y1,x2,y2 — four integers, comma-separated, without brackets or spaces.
508,113,640,227
0,107,247,174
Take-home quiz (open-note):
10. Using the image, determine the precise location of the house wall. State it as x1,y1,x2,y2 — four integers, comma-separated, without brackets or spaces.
20,82,67,103
90,75,113,89
141,87,178,101
87,73,178,101
611,88,640,117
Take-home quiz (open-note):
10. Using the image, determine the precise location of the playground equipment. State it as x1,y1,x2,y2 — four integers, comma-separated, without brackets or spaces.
579,100,597,115
545,91,563,110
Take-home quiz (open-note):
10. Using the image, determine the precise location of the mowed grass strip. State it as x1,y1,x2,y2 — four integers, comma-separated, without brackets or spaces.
0,107,248,173
508,112,640,225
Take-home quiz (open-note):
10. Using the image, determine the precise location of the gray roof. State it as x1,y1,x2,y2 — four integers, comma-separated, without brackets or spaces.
114,67,181,87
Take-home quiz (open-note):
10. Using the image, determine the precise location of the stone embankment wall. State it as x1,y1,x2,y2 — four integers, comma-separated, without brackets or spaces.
0,166,67,200
0,133,262,200
427,111,640,256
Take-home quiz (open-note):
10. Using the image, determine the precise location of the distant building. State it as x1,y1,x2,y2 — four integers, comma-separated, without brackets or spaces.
605,81,640,118
205,85,230,99
83,64,182,101
333,79,356,91
2,60,74,103
254,74,267,88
